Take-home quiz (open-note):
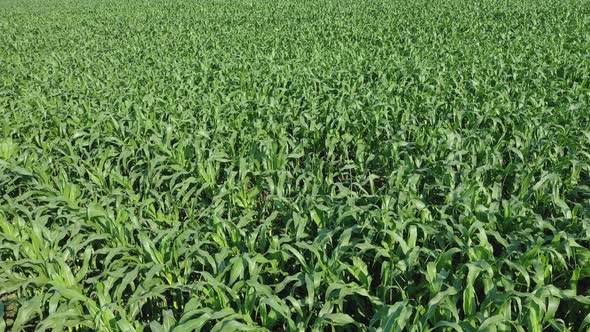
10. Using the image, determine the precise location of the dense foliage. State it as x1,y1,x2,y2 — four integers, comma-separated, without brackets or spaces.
1,0,590,330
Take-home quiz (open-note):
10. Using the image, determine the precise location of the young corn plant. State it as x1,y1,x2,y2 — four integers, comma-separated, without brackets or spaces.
1,0,590,330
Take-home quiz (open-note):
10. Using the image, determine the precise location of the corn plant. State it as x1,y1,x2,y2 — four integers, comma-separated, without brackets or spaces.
1,0,590,331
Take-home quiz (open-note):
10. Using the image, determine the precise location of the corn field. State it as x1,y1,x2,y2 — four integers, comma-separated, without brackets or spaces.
1,0,590,330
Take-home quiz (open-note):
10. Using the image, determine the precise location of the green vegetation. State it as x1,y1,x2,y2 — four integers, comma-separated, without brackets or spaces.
1,0,590,330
